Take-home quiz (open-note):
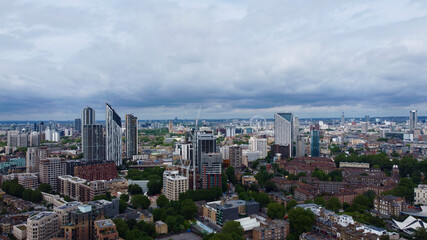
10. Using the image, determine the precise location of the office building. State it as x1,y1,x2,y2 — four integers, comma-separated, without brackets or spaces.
229,145,242,168
39,157,66,191
125,114,138,158
74,118,82,134
249,137,267,158
26,147,48,173
274,113,293,158
311,130,320,157
410,110,417,131
106,103,122,166
82,124,105,161
26,212,59,240
94,219,119,240
163,170,189,201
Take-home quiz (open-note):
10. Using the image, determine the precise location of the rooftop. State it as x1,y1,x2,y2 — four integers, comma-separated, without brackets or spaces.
95,219,115,228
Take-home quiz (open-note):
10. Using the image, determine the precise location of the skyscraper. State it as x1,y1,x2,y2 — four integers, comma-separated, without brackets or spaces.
81,107,104,161
365,115,370,123
106,103,122,166
75,118,82,133
311,130,320,157
341,112,345,126
125,114,138,158
410,110,417,131
274,113,293,158
82,124,105,161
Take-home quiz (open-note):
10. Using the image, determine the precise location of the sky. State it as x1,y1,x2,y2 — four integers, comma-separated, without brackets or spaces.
1,0,427,120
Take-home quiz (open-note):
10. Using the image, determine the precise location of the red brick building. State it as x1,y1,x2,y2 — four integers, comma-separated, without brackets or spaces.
74,161,117,181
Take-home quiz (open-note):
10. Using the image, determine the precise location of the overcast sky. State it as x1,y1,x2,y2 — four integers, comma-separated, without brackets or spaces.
1,0,427,121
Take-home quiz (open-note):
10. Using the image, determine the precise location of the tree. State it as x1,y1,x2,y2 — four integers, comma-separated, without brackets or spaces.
120,194,129,202
128,184,143,195
131,194,151,209
156,195,169,208
31,190,43,203
222,221,244,239
113,219,129,238
226,167,238,185
222,173,229,192
147,175,162,195
314,196,326,206
287,208,316,240
353,195,373,210
267,203,285,219
22,189,32,201
38,183,52,193
153,208,165,221
414,227,427,240
286,199,298,211
264,180,278,192
119,199,128,213
180,199,197,220
326,197,341,212
252,192,270,208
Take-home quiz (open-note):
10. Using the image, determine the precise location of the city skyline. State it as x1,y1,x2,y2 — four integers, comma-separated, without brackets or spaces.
1,1,427,120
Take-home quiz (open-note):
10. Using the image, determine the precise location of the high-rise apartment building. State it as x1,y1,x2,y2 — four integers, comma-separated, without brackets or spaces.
163,170,189,201
274,113,293,158
125,114,138,158
410,110,417,131
249,137,267,158
192,131,220,189
27,212,59,240
39,157,66,191
341,112,345,126
26,147,48,173
29,131,40,147
82,107,95,125
229,146,242,168
74,118,82,133
106,103,122,166
311,130,320,157
200,153,222,189
82,124,105,161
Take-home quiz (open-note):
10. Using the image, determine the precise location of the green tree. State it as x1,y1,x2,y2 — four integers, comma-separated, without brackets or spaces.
287,208,316,240
353,195,373,210
252,192,270,208
22,189,32,201
120,194,129,202
153,208,165,221
286,199,298,211
113,218,129,238
119,199,128,213
222,221,244,239
264,180,278,192
156,195,169,208
267,203,285,219
38,183,52,193
180,199,197,220
414,227,427,240
128,184,143,195
326,197,341,212
31,190,43,203
226,167,238,185
131,194,151,209
147,175,162,195
314,196,326,206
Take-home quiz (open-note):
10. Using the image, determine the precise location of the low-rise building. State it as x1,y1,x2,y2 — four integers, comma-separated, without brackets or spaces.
373,195,404,217
12,224,27,240
94,219,119,240
202,200,260,226
155,221,168,234
252,220,290,240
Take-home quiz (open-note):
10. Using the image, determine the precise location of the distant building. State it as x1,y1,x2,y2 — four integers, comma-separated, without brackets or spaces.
17,173,39,190
58,175,87,201
73,161,117,181
82,124,105,161
229,146,243,168
202,200,259,226
106,103,122,166
249,137,267,158
410,110,417,131
226,127,236,138
274,113,293,158
310,130,319,157
373,195,404,217
200,153,222,189
155,221,168,234
74,118,82,134
27,212,59,240
29,131,40,147
125,114,138,158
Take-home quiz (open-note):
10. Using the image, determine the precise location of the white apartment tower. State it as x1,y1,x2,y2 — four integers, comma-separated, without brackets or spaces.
106,103,122,166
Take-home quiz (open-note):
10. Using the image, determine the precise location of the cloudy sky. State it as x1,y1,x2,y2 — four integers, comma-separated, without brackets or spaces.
1,0,427,120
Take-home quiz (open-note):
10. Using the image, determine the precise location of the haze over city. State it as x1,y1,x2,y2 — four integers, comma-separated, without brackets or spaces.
2,0,427,120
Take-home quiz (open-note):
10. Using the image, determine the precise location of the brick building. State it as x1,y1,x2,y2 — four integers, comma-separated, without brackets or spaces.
73,161,117,181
